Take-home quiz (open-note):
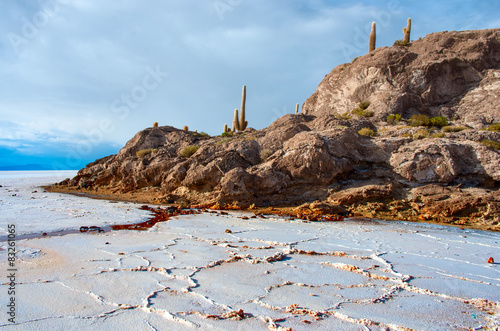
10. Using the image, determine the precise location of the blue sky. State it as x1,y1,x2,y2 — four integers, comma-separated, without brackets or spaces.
0,0,499,170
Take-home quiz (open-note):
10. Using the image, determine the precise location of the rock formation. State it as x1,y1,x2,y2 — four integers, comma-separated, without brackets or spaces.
52,29,500,231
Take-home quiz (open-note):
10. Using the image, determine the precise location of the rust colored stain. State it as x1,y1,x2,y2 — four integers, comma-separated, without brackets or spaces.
111,206,200,231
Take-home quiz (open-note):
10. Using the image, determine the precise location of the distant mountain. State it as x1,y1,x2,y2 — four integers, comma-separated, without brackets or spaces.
0,164,52,171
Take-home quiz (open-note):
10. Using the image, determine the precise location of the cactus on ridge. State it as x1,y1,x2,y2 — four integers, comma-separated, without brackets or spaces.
403,18,411,45
369,22,376,52
232,108,239,132
239,85,248,131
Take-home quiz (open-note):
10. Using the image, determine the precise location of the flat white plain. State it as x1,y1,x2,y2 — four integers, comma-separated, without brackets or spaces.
0,171,499,330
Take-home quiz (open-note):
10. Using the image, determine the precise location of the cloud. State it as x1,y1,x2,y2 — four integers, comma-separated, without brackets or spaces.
0,0,497,168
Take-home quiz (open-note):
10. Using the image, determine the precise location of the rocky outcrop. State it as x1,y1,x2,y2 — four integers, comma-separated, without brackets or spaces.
303,29,500,128
52,29,500,231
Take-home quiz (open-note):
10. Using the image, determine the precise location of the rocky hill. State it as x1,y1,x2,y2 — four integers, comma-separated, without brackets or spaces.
51,29,500,231
303,29,500,127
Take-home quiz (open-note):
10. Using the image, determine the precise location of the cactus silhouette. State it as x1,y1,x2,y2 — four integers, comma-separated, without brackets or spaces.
232,108,239,132
239,85,248,131
369,22,376,52
403,18,411,44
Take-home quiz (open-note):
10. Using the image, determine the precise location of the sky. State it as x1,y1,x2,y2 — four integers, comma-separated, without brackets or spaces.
0,0,499,170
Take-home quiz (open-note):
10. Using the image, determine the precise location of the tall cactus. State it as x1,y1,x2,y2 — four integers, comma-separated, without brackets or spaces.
232,108,239,132
239,85,248,131
223,123,229,133
403,18,411,44
295,103,299,114
369,22,376,52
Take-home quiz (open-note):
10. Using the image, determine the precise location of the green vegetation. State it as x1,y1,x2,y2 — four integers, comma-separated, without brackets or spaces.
259,148,273,162
393,39,407,46
352,109,374,117
430,116,449,128
431,132,446,138
387,114,402,125
336,112,351,120
409,114,430,127
358,128,376,137
180,145,200,158
442,126,467,132
480,140,500,150
351,101,373,117
136,148,157,158
413,128,430,140
358,101,371,110
486,123,500,132
221,131,233,137
194,131,210,138
409,115,449,128
402,132,413,138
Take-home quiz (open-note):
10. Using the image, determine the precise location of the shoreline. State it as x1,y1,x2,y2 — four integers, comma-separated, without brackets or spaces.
43,184,497,233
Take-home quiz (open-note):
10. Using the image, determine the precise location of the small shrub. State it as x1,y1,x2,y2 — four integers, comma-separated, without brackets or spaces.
358,128,376,137
259,149,273,162
194,131,210,138
221,131,233,137
180,145,200,158
351,108,374,117
136,149,153,158
431,132,446,138
402,132,413,138
480,140,500,150
336,112,351,120
442,126,466,132
358,101,371,110
393,39,408,46
409,114,430,127
387,114,402,125
413,129,430,140
486,123,500,132
351,101,373,117
351,108,364,116
430,116,449,128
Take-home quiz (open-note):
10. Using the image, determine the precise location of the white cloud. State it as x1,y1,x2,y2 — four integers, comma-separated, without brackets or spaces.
0,0,497,165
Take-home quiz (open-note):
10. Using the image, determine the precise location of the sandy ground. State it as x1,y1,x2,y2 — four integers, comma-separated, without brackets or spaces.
0,171,499,330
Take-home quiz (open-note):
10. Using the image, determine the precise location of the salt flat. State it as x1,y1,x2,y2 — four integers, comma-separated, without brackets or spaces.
0,171,499,330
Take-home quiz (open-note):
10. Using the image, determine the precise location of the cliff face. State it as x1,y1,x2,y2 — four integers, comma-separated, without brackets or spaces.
303,29,500,127
54,29,500,231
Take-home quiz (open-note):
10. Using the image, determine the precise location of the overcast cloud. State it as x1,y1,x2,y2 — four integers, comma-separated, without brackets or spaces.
0,0,499,169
